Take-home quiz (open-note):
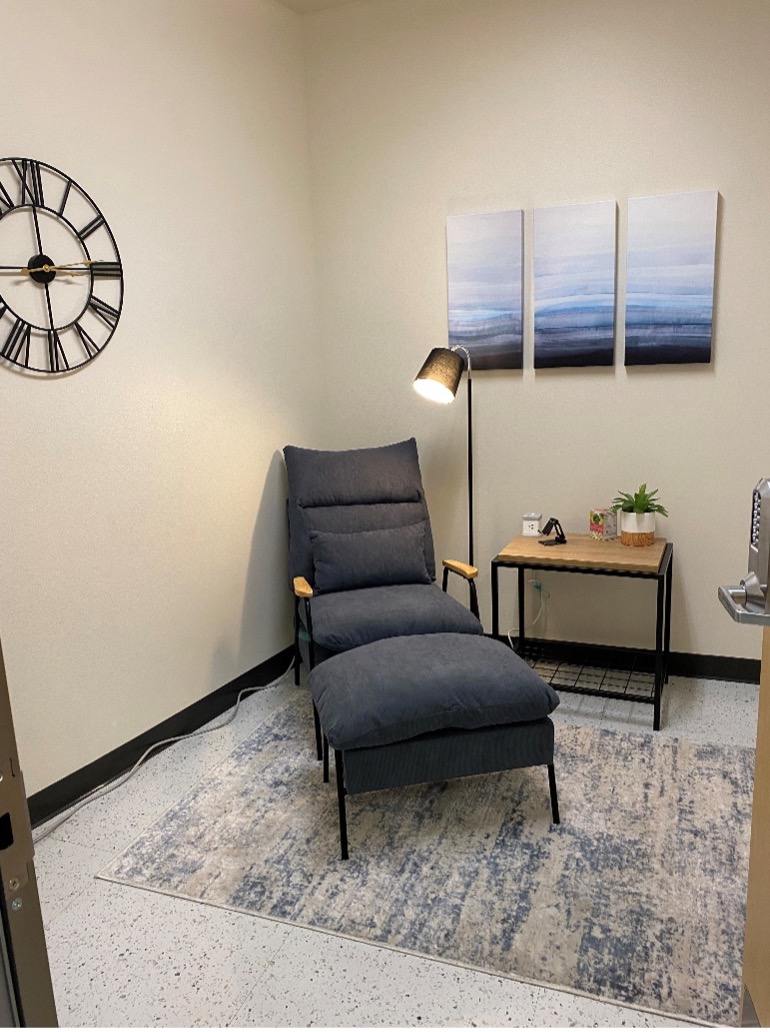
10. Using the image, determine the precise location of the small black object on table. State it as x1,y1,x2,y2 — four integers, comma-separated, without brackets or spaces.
539,517,568,546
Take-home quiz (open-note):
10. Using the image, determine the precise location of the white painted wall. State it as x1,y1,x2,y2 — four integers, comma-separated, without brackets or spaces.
1,0,319,794
302,0,770,660
5,0,768,794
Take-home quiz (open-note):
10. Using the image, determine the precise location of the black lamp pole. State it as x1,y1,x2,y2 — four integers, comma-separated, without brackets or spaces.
461,352,474,567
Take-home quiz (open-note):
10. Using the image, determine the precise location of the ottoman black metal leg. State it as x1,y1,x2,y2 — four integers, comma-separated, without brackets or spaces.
323,734,329,783
335,749,349,860
548,763,560,824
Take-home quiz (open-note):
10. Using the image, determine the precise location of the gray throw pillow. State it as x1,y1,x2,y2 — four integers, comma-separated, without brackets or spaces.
310,523,431,594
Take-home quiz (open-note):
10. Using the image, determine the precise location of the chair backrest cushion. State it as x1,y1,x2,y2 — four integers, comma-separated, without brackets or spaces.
284,438,436,587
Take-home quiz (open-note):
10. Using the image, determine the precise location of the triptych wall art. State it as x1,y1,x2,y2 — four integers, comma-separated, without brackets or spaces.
625,191,718,366
446,190,718,370
534,200,616,369
446,209,523,370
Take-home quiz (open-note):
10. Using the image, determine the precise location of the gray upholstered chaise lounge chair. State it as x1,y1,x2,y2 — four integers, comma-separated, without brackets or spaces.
284,438,483,754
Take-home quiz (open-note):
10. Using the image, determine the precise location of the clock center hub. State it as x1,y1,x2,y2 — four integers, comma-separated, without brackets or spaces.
27,254,56,284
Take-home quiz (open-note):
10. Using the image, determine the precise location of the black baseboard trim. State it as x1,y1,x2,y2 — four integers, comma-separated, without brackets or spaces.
489,634,761,685
29,639,759,827
28,646,295,828
669,651,760,683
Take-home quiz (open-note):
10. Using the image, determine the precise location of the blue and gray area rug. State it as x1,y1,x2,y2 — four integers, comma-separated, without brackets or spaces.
99,690,753,1025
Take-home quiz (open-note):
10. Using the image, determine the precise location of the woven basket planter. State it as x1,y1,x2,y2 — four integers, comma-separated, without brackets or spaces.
619,511,656,547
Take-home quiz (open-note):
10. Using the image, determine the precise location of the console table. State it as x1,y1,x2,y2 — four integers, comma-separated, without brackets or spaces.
491,534,673,730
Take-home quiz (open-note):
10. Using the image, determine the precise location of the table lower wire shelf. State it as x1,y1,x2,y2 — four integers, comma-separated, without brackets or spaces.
518,639,657,704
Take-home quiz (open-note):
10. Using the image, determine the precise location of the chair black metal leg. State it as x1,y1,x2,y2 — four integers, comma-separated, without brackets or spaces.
313,703,323,761
304,599,316,672
548,763,560,824
303,600,321,758
469,579,479,619
323,734,329,783
335,750,349,860
492,560,500,638
293,598,302,685
443,565,479,619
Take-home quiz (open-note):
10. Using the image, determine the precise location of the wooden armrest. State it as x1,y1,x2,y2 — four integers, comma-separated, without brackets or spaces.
442,559,479,580
293,576,314,599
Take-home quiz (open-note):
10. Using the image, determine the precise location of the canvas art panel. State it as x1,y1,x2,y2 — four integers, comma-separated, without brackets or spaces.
534,200,617,369
446,210,523,371
625,190,718,366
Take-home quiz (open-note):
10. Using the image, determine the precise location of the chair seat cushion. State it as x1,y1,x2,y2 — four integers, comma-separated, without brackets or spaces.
307,583,483,652
309,632,560,751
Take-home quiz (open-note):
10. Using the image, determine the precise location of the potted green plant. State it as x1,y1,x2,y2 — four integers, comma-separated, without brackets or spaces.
611,483,668,547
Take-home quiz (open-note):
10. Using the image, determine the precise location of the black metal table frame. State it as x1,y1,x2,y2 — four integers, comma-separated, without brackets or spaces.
491,542,674,730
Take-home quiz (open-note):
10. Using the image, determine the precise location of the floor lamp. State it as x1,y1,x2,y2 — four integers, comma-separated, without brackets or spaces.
413,345,474,566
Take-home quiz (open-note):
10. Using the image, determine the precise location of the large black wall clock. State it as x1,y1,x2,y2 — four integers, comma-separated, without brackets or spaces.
0,157,123,374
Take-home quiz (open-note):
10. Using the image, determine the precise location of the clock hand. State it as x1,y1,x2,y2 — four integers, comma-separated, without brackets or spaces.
43,281,56,333
22,260,95,276
30,202,45,255
0,259,104,277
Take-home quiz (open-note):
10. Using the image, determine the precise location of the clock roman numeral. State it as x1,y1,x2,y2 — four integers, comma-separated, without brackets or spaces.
79,214,105,240
1,318,32,366
91,261,122,278
47,329,68,373
0,180,14,215
10,159,33,204
29,161,44,206
11,159,44,206
73,322,101,359
58,178,72,217
88,295,119,328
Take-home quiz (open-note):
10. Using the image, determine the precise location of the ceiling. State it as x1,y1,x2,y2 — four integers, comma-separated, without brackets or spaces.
276,0,362,12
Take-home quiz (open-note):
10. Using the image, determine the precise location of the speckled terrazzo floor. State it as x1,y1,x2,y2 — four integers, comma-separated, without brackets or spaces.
34,673,758,1028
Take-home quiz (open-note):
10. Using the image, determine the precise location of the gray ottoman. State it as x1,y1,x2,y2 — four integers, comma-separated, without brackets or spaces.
308,632,561,859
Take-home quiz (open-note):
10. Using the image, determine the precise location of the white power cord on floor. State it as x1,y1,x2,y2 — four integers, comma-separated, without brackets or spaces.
33,660,296,844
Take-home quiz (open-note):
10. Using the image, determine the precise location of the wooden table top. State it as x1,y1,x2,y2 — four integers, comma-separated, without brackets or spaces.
494,533,669,574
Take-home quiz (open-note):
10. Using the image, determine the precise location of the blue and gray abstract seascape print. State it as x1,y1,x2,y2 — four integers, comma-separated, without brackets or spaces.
625,190,718,366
